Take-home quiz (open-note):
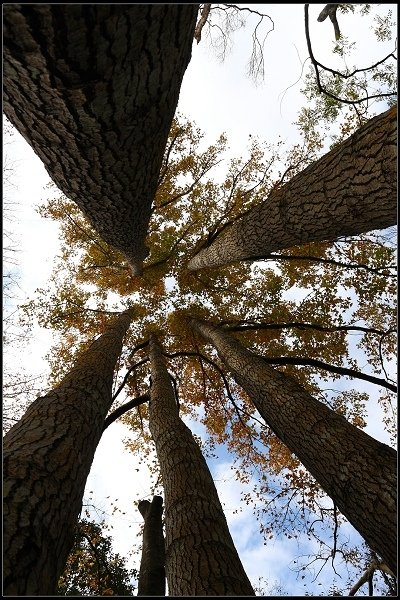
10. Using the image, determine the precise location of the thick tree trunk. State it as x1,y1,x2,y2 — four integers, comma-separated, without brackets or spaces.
188,105,397,270
191,319,397,573
3,5,199,275
137,495,166,596
148,336,255,596
3,308,134,595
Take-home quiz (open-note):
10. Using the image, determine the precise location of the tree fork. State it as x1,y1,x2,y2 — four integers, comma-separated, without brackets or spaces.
148,335,255,596
191,318,397,573
3,307,135,595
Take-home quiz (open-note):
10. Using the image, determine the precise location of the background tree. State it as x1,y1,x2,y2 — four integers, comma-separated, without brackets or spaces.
57,518,137,596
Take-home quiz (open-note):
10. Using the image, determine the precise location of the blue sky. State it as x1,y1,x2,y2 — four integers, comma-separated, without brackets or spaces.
3,4,397,596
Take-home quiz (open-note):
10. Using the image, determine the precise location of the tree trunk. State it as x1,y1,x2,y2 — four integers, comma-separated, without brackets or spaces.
188,105,397,270
148,336,255,596
3,5,199,275
191,319,397,573
3,308,134,595
137,495,166,597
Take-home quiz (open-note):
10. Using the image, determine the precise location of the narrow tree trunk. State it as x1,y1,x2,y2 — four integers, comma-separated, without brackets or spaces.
148,336,255,596
3,5,199,275
188,105,397,270
137,495,166,596
191,319,397,573
3,308,134,595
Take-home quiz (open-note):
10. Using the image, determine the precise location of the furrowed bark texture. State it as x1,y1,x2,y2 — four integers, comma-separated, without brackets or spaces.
3,308,134,595
137,495,166,596
188,105,397,270
192,320,397,573
3,5,199,275
148,336,255,596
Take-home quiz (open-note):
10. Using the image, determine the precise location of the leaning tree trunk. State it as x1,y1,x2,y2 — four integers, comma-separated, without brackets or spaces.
191,319,397,573
137,495,166,597
188,105,397,270
3,308,135,595
3,5,199,275
148,336,255,596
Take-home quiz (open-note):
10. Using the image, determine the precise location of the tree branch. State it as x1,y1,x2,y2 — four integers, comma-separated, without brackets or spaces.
304,4,396,105
103,394,150,431
256,252,397,277
221,320,394,337
261,355,397,393
194,4,211,44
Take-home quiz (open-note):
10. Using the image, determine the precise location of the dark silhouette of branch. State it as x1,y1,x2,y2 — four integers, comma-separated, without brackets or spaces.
221,320,394,337
256,252,397,277
378,331,397,385
128,341,150,364
103,394,150,431
111,357,149,404
261,356,397,393
304,4,396,105
158,130,182,187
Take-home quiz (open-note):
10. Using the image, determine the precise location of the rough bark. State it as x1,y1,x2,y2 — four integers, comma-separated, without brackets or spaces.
137,495,166,597
3,5,199,275
191,319,397,573
188,105,397,270
3,308,135,595
148,336,255,596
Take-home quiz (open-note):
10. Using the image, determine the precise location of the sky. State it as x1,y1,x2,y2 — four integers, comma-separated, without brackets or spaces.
3,4,397,596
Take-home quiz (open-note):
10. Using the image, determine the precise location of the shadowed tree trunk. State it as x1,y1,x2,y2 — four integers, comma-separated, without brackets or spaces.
3,308,135,596
137,495,166,596
188,105,397,270
191,319,397,573
148,335,255,596
3,4,199,275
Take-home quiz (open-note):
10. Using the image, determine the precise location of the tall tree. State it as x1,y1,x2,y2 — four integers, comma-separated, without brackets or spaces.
137,496,166,597
187,105,397,270
148,335,255,596
3,4,199,275
20,112,396,590
13,107,397,592
190,318,397,573
3,307,134,595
